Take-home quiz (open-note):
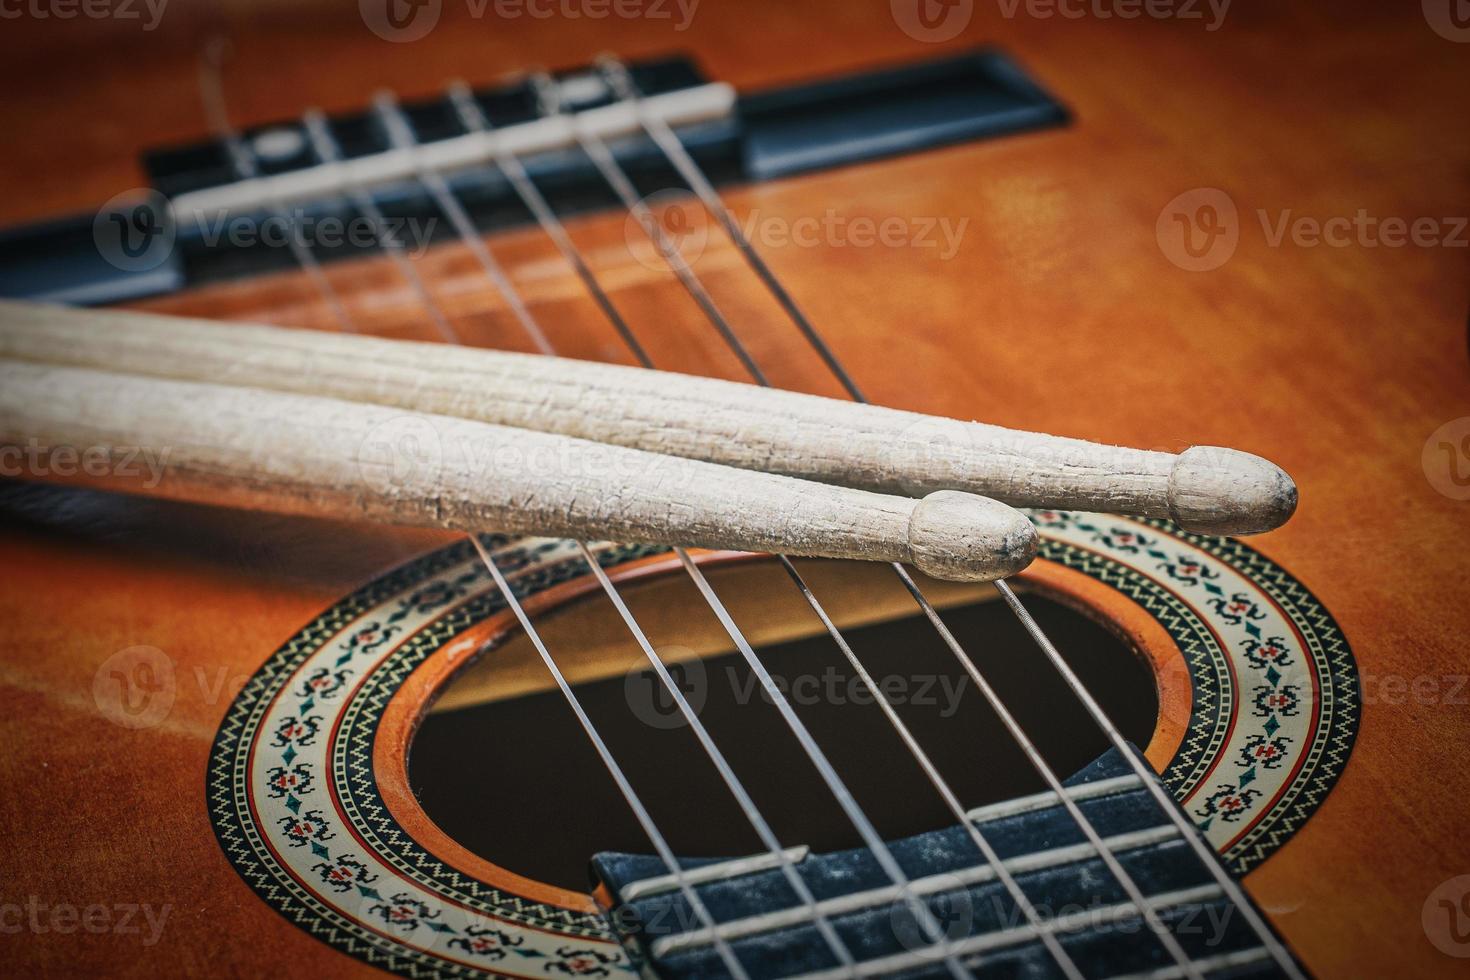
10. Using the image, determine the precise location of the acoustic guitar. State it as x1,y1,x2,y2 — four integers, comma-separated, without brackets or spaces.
0,2,1466,978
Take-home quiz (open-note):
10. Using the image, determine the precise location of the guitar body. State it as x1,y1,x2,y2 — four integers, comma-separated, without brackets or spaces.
1,2,1466,977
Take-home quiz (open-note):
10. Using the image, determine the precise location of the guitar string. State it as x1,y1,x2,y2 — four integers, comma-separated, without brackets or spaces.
316,86,967,979
441,65,1076,975
196,55,755,980
572,58,1200,977
371,92,555,356
397,63,1167,978
527,69,1013,979
598,52,1301,979
594,54,1214,978
372,89,862,977
433,75,971,978
443,81,654,368
195,49,1288,977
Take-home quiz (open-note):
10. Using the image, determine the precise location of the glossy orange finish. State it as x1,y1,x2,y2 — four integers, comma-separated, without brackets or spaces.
1,2,1468,978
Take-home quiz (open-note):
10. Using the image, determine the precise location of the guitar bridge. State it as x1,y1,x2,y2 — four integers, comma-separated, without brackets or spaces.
0,49,1066,306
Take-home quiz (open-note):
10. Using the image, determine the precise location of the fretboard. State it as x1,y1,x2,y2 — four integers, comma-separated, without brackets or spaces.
592,748,1297,979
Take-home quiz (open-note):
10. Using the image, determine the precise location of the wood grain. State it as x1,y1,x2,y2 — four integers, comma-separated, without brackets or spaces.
0,2,1466,978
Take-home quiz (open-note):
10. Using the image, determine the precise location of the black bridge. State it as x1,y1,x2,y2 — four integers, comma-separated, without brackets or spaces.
0,49,1065,306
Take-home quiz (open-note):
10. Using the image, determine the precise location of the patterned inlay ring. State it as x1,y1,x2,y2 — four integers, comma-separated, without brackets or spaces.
208,515,1358,978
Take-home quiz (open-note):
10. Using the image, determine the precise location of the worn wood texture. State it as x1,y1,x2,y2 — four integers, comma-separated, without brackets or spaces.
0,300,1296,533
0,2,1466,979
0,359,1037,580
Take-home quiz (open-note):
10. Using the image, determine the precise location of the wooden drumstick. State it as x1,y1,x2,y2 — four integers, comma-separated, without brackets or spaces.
0,361,1038,583
0,301,1296,535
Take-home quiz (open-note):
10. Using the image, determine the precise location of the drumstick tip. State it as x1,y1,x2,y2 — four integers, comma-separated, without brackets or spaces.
908,491,1038,582
1168,446,1298,535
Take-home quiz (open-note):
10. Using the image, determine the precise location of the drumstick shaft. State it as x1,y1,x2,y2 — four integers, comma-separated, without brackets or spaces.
0,360,1037,582
0,300,1295,534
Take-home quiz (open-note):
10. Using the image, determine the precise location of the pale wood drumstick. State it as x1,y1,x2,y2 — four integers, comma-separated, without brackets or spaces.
0,300,1296,534
0,361,1038,583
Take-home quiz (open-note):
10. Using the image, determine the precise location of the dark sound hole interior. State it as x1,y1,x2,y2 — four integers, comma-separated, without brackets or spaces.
409,584,1158,894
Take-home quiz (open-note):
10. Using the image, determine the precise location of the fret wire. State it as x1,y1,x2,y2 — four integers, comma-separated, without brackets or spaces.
195,65,753,980
380,82,862,975
596,53,1218,980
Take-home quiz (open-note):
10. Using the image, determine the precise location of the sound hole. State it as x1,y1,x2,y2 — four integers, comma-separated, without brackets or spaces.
409,558,1157,894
